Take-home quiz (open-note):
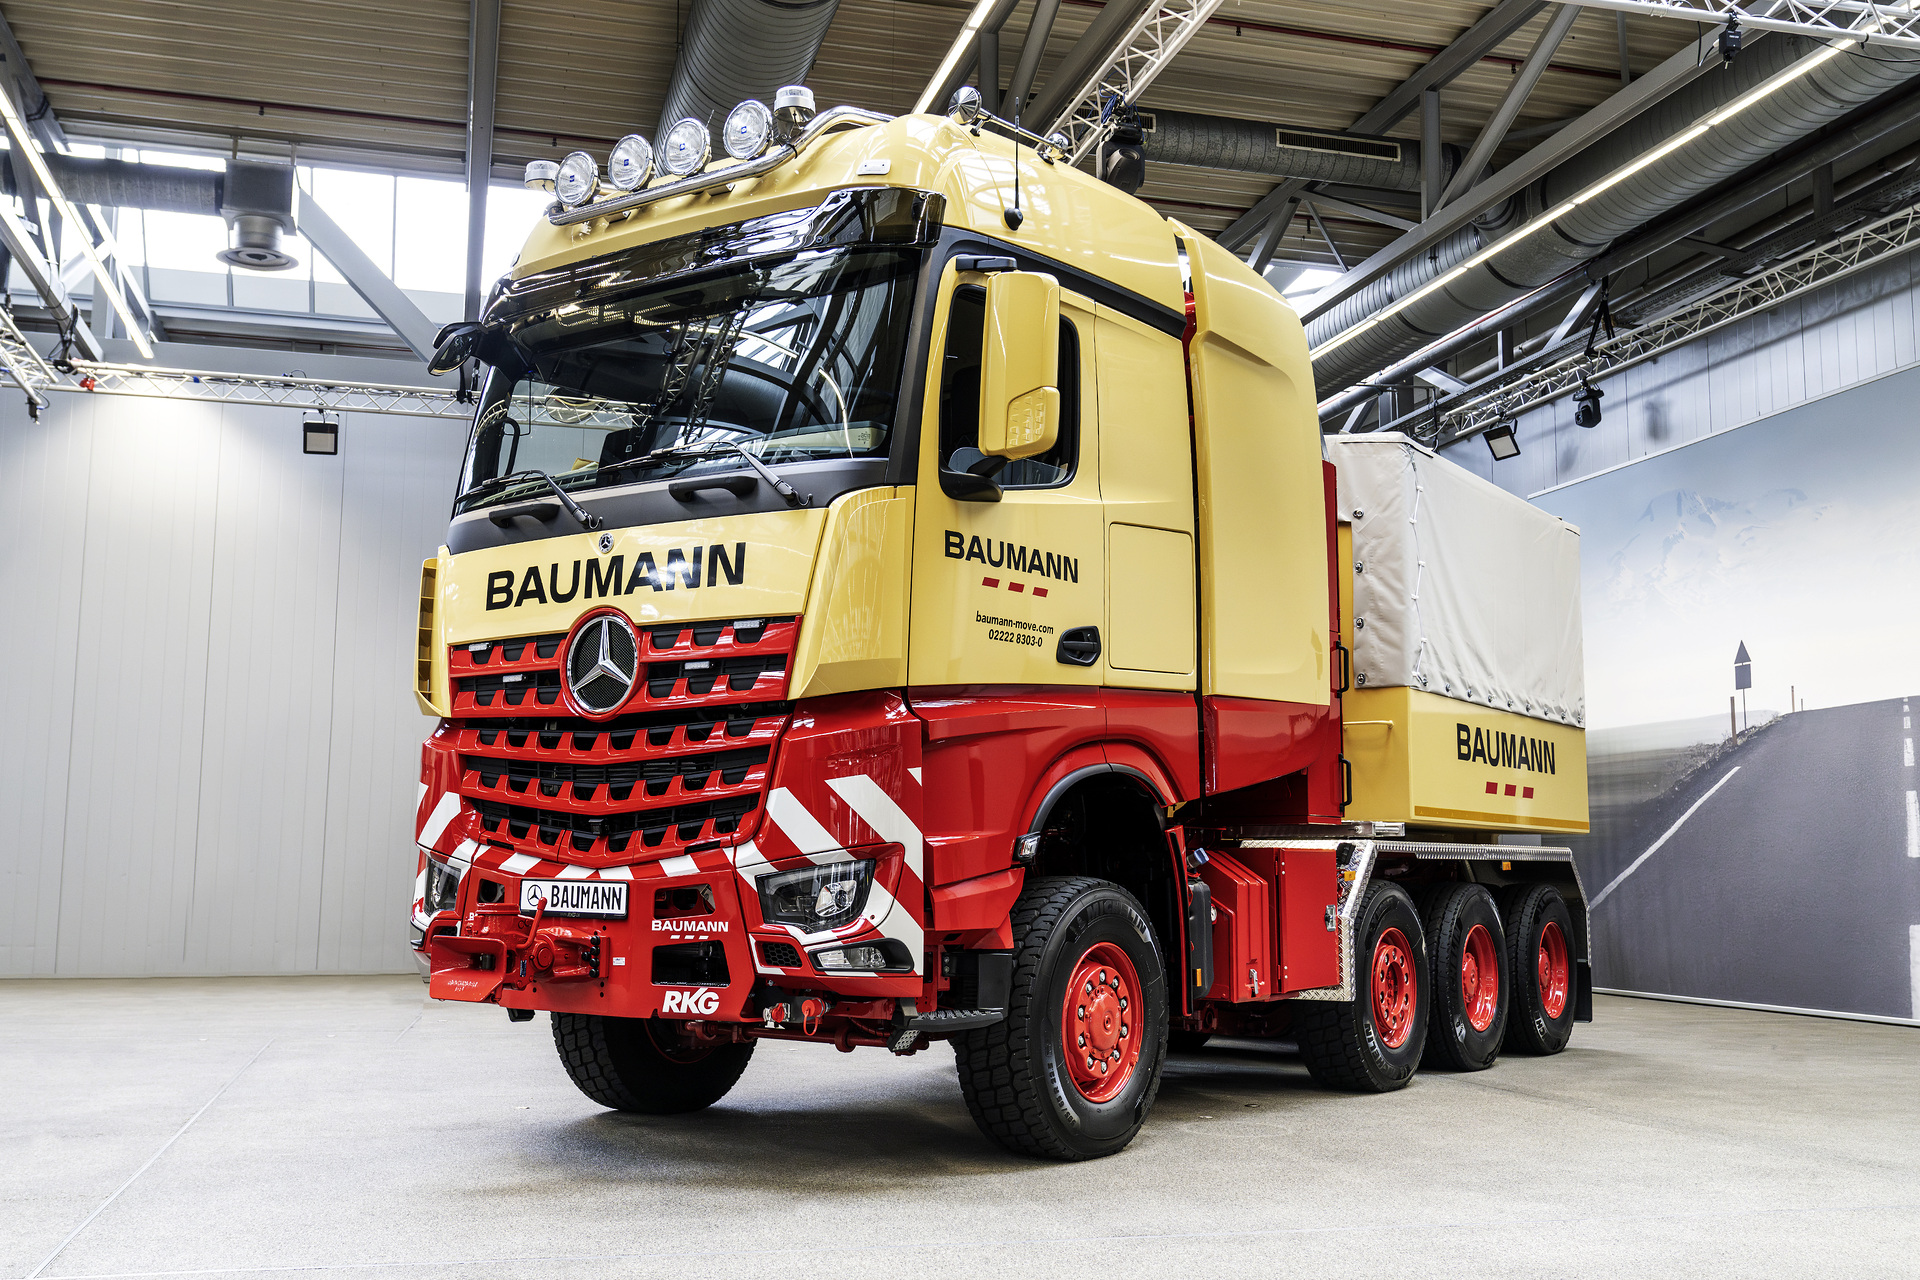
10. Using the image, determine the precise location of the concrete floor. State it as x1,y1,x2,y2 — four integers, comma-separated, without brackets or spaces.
8,981,1920,1280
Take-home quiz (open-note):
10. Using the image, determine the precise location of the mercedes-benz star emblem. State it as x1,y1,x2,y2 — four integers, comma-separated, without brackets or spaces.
597,532,613,554
565,614,637,714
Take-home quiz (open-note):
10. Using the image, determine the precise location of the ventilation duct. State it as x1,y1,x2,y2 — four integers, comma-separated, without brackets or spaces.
655,0,843,148
1306,36,1920,397
44,155,298,271
1139,108,1457,192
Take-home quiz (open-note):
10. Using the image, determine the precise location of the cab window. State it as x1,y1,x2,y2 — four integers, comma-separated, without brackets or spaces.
937,285,1080,488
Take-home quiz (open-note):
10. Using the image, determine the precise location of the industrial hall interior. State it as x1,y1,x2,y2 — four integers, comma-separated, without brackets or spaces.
6,0,1919,1275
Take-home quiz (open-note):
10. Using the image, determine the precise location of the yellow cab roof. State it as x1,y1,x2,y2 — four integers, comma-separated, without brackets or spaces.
510,112,1187,314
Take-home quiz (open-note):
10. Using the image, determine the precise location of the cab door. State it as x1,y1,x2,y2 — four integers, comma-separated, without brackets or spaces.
908,262,1104,689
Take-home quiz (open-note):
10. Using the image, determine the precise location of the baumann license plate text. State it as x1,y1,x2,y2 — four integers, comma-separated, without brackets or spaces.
519,879,629,919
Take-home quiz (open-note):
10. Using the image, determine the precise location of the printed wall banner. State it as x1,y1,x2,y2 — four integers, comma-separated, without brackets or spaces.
1528,372,1920,1021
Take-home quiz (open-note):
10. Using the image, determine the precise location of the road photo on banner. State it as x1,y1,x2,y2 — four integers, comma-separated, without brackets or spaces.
1536,388,1920,1021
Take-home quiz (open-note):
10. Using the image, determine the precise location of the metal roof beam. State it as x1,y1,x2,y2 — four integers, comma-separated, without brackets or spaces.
1436,2,1579,208
1304,192,1417,231
297,191,438,361
1297,33,1730,326
1004,0,1063,116
464,0,500,323
1219,0,1548,248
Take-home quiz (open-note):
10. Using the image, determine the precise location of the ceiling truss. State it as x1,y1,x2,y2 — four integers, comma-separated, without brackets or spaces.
1550,0,1920,53
1434,202,1920,441
1045,0,1225,166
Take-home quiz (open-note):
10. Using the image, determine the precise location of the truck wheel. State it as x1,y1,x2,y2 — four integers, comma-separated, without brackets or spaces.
952,876,1168,1161
1296,882,1428,1092
1419,883,1508,1071
551,1012,755,1113
1499,883,1576,1056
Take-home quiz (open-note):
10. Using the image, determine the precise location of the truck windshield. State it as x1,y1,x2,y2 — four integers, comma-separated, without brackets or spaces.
455,246,917,514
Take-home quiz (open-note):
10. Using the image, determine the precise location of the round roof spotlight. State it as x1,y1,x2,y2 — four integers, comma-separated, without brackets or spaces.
723,99,774,160
660,118,712,177
773,85,815,139
608,134,654,190
522,159,559,192
555,151,600,207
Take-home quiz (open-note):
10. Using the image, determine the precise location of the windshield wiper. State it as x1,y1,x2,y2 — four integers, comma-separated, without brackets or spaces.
456,468,602,530
601,444,812,508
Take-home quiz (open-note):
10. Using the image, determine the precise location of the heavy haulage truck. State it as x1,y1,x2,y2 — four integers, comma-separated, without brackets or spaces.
409,87,1593,1160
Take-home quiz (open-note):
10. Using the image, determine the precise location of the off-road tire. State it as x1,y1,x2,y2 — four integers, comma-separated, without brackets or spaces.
1167,1030,1213,1053
1296,882,1429,1092
1499,883,1577,1056
1419,883,1508,1071
952,876,1169,1161
552,1012,754,1113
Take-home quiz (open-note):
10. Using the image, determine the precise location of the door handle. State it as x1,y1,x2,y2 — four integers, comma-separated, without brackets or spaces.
1056,626,1101,666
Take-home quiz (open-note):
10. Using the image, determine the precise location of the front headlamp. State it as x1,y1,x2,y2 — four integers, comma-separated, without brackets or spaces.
424,859,459,912
723,99,774,160
608,133,654,190
812,941,911,972
756,859,874,932
660,118,712,176
555,151,599,207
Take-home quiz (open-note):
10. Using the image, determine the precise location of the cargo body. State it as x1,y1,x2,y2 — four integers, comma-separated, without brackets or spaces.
407,98,1592,1158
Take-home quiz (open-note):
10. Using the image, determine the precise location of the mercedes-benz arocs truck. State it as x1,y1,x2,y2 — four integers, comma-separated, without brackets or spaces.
409,88,1592,1161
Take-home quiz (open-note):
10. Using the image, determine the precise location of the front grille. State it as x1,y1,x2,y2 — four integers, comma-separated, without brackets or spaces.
461,745,769,801
473,794,759,854
448,616,796,717
443,615,799,866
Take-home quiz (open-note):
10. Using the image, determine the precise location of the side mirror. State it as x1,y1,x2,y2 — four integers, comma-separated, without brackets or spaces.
978,271,1060,461
428,321,484,376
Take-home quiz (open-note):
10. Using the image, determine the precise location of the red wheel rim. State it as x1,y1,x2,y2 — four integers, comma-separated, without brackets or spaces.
1370,927,1416,1049
1061,942,1143,1103
1460,923,1500,1033
1537,920,1570,1020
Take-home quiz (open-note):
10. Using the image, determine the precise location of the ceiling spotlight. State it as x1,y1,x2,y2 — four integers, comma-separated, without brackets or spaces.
1718,14,1743,67
723,100,774,160
522,160,559,192
608,135,654,190
1573,379,1604,428
303,415,339,456
660,118,712,176
555,151,599,207
1484,421,1521,461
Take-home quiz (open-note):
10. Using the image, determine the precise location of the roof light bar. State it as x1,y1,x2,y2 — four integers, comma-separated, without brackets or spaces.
1310,40,1850,367
0,90,153,359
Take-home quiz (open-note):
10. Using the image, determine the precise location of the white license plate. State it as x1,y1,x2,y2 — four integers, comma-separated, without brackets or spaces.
520,879,628,919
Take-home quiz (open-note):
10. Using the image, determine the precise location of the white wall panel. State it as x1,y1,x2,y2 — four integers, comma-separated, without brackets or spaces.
1449,245,1920,500
0,353,461,976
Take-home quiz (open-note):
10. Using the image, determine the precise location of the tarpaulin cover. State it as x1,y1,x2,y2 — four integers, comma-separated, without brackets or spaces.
1328,434,1584,726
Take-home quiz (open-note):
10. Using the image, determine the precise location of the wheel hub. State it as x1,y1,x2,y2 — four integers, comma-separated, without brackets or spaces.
1370,927,1415,1049
1537,920,1570,1020
1461,922,1500,1033
1062,942,1142,1103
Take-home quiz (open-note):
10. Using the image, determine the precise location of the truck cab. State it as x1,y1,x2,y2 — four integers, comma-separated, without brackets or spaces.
410,93,1591,1160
